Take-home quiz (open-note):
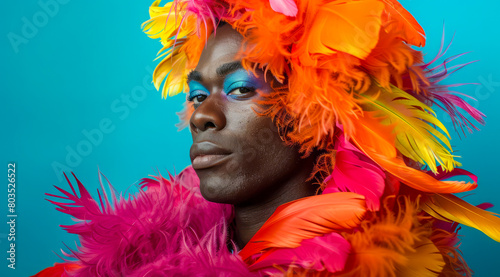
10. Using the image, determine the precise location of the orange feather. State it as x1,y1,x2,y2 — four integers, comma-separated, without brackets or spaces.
395,238,445,277
341,196,445,277
381,0,426,47
304,0,385,60
350,112,398,158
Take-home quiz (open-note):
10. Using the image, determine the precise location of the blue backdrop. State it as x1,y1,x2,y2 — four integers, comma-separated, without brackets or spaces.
1,1,499,276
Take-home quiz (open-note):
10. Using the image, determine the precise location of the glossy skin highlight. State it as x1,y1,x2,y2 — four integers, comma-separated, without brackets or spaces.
188,25,319,248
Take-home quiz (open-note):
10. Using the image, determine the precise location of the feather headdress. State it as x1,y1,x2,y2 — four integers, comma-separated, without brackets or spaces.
142,0,483,174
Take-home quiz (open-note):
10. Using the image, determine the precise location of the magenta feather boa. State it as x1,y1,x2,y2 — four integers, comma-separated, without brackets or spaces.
51,167,261,276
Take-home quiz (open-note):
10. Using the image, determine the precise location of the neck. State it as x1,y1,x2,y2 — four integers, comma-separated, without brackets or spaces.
231,166,318,250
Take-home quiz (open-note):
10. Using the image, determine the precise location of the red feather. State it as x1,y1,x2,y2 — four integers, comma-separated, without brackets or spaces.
238,192,366,262
248,232,350,273
31,263,80,277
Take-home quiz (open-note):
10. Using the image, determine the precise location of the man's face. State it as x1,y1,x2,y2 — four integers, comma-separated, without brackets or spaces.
188,24,317,205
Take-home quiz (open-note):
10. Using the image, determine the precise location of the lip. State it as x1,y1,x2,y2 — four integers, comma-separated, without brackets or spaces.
190,141,232,170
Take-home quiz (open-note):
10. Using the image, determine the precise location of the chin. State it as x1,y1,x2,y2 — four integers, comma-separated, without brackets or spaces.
198,175,254,205
198,174,235,204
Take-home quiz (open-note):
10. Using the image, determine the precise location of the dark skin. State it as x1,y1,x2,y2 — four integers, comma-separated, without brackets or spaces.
189,25,319,249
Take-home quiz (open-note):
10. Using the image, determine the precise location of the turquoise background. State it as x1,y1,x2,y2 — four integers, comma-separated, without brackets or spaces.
1,1,499,276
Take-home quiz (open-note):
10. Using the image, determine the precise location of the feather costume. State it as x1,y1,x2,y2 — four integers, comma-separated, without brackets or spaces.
34,166,483,276
36,0,500,276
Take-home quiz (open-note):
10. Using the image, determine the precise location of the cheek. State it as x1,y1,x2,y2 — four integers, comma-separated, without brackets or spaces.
237,115,297,174
227,115,306,202
240,115,280,154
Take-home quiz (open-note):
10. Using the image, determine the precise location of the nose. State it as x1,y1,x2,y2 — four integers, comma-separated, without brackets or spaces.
189,93,227,133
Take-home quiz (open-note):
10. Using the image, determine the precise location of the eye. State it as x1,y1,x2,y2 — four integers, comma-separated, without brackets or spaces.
228,86,256,96
187,80,210,107
223,70,262,99
187,91,208,106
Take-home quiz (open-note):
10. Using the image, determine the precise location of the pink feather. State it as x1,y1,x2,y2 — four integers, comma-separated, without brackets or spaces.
323,133,386,211
411,28,485,135
185,0,228,31
428,166,478,184
269,0,298,17
45,167,259,276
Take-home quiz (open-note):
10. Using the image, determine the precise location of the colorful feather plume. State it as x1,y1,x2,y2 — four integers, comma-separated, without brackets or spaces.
142,1,485,190
142,0,484,165
400,167,500,254
363,151,477,194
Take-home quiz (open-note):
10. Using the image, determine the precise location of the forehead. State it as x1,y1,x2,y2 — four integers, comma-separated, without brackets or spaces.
195,25,244,74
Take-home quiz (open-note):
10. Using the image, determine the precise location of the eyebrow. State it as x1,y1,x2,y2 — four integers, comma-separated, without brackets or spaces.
186,61,243,83
216,61,243,76
186,70,202,83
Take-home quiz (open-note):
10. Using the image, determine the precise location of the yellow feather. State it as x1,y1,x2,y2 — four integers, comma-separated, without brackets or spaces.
142,1,196,98
421,193,500,242
143,13,189,44
148,0,165,18
152,49,188,98
395,238,445,277
359,81,458,173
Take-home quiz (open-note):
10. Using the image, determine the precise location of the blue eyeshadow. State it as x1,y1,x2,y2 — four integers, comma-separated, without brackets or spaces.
223,70,262,94
187,69,264,102
187,80,210,101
